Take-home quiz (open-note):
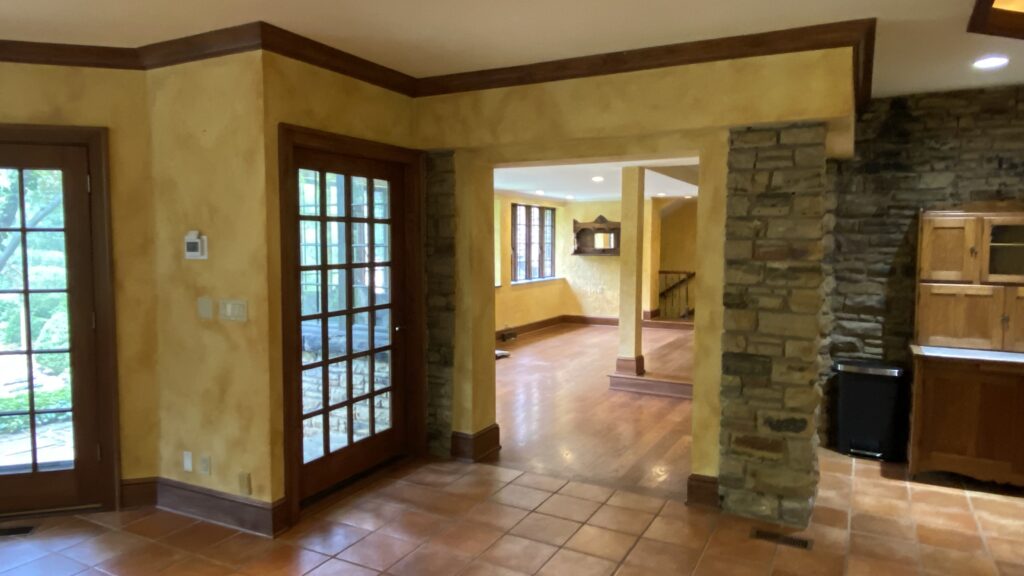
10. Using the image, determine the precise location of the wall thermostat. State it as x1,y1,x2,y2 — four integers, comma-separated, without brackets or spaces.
184,230,208,260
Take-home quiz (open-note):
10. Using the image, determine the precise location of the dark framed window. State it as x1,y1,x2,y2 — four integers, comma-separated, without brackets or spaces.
512,203,555,282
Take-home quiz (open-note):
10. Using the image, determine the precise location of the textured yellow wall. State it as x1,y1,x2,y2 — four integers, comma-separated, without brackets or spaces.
0,63,158,481
641,198,664,313
561,201,622,318
147,52,275,499
493,193,579,331
660,198,699,272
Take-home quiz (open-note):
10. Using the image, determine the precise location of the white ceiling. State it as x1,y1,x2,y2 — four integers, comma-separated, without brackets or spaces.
495,159,699,202
1,1,1024,97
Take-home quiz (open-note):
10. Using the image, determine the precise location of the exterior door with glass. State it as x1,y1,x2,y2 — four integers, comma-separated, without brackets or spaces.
289,148,405,501
0,143,102,514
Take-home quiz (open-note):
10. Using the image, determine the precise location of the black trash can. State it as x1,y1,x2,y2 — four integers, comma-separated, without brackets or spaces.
834,358,910,462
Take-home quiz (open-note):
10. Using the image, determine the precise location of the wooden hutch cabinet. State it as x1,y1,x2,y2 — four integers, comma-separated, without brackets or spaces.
910,203,1024,486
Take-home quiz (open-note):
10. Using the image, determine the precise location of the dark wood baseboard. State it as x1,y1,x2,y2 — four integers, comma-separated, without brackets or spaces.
642,309,660,320
497,314,693,342
451,423,501,462
496,316,565,340
686,474,721,508
615,355,646,376
562,315,618,327
608,373,693,398
119,477,288,537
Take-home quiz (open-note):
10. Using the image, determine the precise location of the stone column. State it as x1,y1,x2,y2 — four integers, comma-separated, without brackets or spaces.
616,167,645,375
425,152,456,456
719,123,833,526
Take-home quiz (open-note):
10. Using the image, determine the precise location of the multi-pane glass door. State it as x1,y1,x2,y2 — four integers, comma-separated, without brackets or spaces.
0,143,100,513
291,150,403,499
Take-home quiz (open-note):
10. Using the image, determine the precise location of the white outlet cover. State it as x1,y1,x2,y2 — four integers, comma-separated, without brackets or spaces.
218,299,248,322
199,455,212,475
197,297,214,320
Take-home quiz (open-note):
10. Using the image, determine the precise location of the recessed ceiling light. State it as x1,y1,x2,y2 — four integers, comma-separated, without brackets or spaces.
535,190,545,195
657,193,667,197
591,176,605,183
973,55,1009,70
567,195,575,200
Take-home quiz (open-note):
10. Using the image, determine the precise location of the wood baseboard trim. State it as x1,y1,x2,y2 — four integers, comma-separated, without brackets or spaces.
451,423,501,462
120,477,288,536
686,474,721,508
615,355,645,376
642,309,660,320
496,316,565,340
608,373,692,398
498,314,694,342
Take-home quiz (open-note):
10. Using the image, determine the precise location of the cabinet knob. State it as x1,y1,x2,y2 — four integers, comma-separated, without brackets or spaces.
969,246,978,257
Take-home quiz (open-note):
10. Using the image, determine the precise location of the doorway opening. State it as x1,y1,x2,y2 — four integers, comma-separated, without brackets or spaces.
490,157,700,499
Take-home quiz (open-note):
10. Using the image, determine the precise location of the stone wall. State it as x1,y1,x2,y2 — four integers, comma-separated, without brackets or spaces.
831,87,1024,366
425,152,456,456
720,123,833,526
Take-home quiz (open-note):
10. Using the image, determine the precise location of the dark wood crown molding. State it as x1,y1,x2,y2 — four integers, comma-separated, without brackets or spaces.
969,0,1024,41
0,18,875,106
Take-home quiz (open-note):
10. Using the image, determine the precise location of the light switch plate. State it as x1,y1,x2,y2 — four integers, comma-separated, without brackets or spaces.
183,451,193,473
218,299,248,322
197,297,214,320
198,455,212,476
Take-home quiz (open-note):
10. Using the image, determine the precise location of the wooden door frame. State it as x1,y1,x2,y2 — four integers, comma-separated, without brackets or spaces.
0,124,120,512
278,124,426,526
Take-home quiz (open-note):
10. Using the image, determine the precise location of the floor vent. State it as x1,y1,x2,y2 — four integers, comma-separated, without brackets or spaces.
750,528,813,550
0,526,35,537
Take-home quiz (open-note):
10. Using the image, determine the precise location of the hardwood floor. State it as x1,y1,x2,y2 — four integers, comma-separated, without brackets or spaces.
492,324,693,499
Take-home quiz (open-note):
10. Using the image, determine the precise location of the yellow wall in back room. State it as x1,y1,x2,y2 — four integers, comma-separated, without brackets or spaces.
0,62,158,481
562,200,623,318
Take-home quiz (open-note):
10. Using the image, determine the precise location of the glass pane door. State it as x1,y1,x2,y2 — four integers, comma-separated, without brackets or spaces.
296,167,395,466
0,167,74,475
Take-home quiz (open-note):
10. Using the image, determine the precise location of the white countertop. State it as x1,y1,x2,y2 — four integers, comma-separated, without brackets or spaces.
911,345,1024,365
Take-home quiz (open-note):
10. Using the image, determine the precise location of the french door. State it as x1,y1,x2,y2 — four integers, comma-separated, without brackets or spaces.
287,145,409,501
0,141,105,514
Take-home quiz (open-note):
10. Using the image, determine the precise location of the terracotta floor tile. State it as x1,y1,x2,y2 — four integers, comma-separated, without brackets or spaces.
975,510,1024,541
429,520,504,557
464,465,523,483
459,559,528,576
95,541,185,576
845,555,919,576
401,467,465,488
559,482,615,503
915,524,984,552
304,558,379,576
910,486,971,511
441,476,508,499
659,499,711,521
997,562,1024,576
642,515,714,547
121,510,198,540
491,484,552,511
587,505,655,536
911,504,979,534
969,494,1024,519
24,518,108,552
613,566,673,576
280,518,370,556
79,508,156,530
771,546,844,576
536,494,602,523
606,491,665,515
986,536,1024,565
387,544,470,576
565,525,638,563
509,512,581,546
324,499,406,531
377,510,452,544
819,456,853,475
918,544,999,576
513,473,568,493
199,533,278,568
158,556,238,576
693,554,770,576
853,460,907,482
61,530,148,567
811,506,849,530
623,538,702,574
159,521,239,553
853,478,909,500
238,544,330,576
703,518,776,564
463,501,529,531
849,531,918,564
337,532,417,572
0,552,87,576
538,548,617,576
850,513,916,541
479,534,558,574
782,523,848,556
851,493,911,519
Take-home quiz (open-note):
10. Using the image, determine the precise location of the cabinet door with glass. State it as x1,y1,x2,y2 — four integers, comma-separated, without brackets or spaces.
982,216,1024,285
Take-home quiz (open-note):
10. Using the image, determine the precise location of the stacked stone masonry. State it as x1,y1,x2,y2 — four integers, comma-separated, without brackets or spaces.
720,123,834,526
425,152,456,456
